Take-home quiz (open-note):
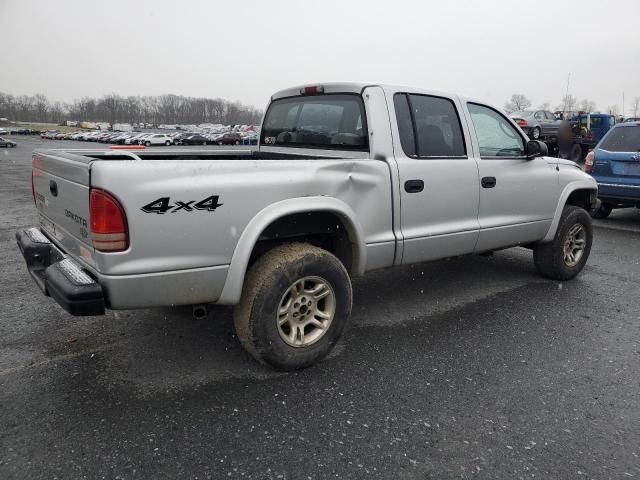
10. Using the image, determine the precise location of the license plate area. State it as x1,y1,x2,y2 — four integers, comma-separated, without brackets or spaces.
623,162,640,175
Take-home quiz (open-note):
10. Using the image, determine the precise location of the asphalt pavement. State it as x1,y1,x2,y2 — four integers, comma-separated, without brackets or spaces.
1,137,639,479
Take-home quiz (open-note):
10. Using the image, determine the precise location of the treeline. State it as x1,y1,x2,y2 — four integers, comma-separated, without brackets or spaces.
0,92,263,125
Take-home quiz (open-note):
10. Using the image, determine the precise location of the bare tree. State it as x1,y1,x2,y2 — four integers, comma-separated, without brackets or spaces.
557,94,578,113
0,91,263,125
578,99,597,113
537,102,551,110
504,94,531,113
632,97,640,117
607,105,620,116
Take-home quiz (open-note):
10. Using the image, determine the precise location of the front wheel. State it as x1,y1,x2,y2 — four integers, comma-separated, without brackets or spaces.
533,205,593,281
234,243,352,371
145,141,151,146
165,141,171,146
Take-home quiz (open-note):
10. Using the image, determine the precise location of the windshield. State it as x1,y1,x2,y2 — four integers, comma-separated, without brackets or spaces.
599,126,640,152
261,94,368,150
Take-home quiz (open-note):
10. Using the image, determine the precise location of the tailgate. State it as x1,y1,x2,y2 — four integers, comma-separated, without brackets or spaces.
33,151,94,265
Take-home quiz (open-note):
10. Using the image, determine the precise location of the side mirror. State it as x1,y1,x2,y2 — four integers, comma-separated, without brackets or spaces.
526,140,548,159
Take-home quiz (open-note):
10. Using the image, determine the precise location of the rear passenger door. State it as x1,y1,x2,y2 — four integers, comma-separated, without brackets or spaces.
392,92,480,264
465,102,559,251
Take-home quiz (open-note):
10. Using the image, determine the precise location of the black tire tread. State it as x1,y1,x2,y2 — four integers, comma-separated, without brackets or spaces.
534,205,592,281
234,243,351,369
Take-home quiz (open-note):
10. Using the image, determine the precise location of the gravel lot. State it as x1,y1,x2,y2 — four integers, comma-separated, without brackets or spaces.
1,136,639,479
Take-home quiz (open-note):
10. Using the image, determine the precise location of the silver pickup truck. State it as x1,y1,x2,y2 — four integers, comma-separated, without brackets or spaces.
17,83,597,370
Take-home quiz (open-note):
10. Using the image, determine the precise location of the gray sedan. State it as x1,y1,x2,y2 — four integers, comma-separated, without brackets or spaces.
511,110,560,139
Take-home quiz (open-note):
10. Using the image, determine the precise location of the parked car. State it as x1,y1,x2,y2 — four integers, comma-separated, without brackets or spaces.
242,133,258,145
216,132,243,145
182,134,209,145
623,117,640,123
141,133,173,146
585,121,640,218
510,110,560,140
172,132,196,145
0,137,16,147
18,82,597,371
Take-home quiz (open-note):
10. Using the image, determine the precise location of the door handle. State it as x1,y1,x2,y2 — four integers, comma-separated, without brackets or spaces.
404,179,424,193
481,176,496,188
49,180,58,197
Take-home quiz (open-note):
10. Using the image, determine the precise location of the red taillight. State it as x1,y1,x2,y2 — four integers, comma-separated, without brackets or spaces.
301,85,324,95
31,170,35,203
516,119,528,127
89,188,129,252
584,150,595,173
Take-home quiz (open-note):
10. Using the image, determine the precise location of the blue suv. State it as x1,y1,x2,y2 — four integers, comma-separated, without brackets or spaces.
586,121,640,218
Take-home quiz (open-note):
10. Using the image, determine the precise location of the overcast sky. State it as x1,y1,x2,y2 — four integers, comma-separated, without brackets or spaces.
1,0,639,115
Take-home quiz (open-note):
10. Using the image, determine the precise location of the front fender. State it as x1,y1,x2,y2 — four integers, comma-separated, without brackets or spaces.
217,196,366,305
541,179,597,242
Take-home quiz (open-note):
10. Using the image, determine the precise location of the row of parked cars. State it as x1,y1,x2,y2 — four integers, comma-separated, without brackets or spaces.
40,129,259,146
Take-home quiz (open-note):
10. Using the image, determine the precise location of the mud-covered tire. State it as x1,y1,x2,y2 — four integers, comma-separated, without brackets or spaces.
533,205,593,281
591,202,612,219
234,243,352,371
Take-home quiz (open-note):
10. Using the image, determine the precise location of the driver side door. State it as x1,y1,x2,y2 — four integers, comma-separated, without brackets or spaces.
465,102,559,252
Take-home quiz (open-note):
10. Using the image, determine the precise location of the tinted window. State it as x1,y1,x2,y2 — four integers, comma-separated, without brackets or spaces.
534,111,545,120
261,94,367,150
599,126,640,152
468,103,525,157
393,94,416,156
394,93,466,157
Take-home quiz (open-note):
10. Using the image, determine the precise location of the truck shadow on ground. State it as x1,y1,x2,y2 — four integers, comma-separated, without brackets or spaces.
46,248,550,395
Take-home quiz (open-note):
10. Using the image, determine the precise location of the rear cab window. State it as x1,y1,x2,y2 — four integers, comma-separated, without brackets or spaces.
261,94,368,151
599,126,640,152
394,93,466,158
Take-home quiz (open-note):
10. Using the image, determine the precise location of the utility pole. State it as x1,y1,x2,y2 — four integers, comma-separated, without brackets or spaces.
622,92,625,119
563,73,571,114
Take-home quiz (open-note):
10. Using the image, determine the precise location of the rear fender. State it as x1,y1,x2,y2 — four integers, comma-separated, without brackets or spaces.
217,196,365,305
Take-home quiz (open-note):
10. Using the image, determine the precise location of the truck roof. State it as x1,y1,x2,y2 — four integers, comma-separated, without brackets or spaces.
271,82,459,102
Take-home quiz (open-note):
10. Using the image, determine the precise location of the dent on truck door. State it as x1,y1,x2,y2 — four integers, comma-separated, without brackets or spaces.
466,103,559,251
392,93,480,264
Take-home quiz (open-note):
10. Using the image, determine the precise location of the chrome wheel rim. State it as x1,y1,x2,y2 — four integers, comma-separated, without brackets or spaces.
563,223,586,267
277,276,335,348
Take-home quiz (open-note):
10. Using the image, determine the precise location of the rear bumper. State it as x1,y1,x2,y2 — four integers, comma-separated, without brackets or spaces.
16,228,106,316
597,182,640,203
17,227,231,312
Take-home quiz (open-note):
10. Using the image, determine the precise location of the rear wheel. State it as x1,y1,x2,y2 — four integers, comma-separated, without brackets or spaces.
145,141,151,146
591,202,612,219
202,141,207,146
533,205,593,280
218,141,223,145
165,140,171,146
235,140,240,145
531,127,541,139
234,243,352,371
570,143,582,162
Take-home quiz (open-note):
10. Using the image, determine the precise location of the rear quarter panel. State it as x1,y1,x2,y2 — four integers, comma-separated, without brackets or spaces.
89,158,395,276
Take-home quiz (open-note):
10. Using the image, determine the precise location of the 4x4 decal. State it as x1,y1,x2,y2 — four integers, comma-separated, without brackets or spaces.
141,195,223,214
